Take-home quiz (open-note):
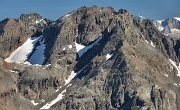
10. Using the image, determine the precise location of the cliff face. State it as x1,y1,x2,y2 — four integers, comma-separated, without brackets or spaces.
0,6,180,110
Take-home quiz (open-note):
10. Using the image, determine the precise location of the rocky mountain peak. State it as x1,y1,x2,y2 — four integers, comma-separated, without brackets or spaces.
0,6,180,110
19,13,42,21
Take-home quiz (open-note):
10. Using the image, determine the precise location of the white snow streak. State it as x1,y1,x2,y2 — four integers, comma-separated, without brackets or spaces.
106,54,113,60
43,64,51,69
40,64,89,109
75,35,102,57
67,84,72,87
151,41,155,47
174,83,178,86
40,89,66,109
164,74,168,77
145,40,149,43
65,14,71,17
63,48,66,50
5,37,41,63
55,86,62,92
65,71,76,85
31,100,39,105
9,70,18,73
36,19,43,24
169,59,180,77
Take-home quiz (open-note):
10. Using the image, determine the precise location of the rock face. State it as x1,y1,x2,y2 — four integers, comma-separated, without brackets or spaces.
0,18,32,59
0,6,180,110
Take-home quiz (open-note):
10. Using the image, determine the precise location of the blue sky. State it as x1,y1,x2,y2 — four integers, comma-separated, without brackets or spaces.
0,0,180,21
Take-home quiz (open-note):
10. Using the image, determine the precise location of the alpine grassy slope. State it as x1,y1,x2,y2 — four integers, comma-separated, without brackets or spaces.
0,6,180,110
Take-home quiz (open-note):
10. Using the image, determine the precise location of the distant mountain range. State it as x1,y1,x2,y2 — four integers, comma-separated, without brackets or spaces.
136,15,180,39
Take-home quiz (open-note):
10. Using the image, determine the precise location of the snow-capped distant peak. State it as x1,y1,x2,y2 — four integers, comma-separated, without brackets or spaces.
137,15,145,19
135,15,146,22
174,17,180,21
157,20,164,24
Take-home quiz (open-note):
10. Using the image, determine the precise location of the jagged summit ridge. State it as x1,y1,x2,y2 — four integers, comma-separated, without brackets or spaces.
0,6,180,110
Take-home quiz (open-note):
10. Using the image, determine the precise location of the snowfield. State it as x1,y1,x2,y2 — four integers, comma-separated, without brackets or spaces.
5,35,46,65
75,35,102,57
5,36,41,63
28,36,46,65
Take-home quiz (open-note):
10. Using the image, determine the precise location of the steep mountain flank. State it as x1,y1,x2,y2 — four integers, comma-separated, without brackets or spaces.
0,6,179,110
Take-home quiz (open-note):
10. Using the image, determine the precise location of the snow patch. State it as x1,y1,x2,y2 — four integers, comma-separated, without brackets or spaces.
136,15,146,21
174,17,180,21
151,41,155,47
174,83,178,86
5,35,46,65
158,26,164,31
43,64,51,69
169,59,180,77
55,86,62,92
5,36,41,63
36,19,43,24
106,53,113,60
64,64,88,89
157,20,164,24
75,35,102,57
67,84,72,87
164,74,168,77
171,28,180,34
28,36,46,65
145,40,149,43
65,14,71,17
138,15,145,19
40,89,66,109
9,70,18,73
68,45,72,49
31,100,39,105
65,71,76,85
63,48,66,50
41,99,45,102
75,42,85,56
